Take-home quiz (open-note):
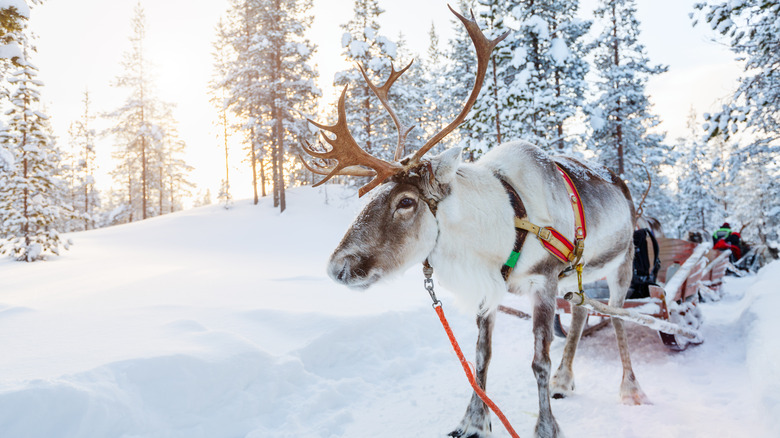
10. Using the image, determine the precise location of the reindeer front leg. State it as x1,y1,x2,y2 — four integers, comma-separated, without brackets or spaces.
532,279,563,438
449,309,496,438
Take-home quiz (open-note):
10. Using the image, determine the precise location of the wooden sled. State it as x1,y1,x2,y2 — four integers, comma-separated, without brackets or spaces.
552,238,731,351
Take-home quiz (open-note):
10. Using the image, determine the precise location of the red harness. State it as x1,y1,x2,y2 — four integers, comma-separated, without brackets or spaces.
504,163,587,270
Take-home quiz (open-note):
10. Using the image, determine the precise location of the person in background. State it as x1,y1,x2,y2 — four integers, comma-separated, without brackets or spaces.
713,222,742,260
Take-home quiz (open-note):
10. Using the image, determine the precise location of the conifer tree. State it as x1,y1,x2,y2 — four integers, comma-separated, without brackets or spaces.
694,0,780,252
445,0,479,159
459,0,509,157
210,18,233,209
222,0,265,204
588,0,669,213
64,90,99,231
417,22,455,157
0,0,34,68
109,1,191,222
388,31,428,156
333,0,399,161
676,109,720,236
503,0,590,152
0,57,69,261
257,0,319,212
219,0,319,211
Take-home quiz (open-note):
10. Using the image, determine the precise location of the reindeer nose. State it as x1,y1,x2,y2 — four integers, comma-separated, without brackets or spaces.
328,254,354,284
336,262,349,282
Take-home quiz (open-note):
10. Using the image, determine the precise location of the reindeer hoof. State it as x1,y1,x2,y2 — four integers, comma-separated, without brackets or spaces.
449,420,491,438
620,390,651,405
620,375,651,405
550,369,575,399
535,417,564,438
448,430,487,438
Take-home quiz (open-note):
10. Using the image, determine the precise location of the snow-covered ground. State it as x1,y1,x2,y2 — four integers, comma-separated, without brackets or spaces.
1,186,778,438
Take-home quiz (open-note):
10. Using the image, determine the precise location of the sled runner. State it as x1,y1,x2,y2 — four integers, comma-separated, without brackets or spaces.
553,237,731,351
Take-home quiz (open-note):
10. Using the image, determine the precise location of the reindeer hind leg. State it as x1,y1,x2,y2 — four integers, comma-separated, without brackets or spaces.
607,255,651,405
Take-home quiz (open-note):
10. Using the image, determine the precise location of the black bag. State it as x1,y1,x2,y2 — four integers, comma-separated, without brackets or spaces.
629,228,661,299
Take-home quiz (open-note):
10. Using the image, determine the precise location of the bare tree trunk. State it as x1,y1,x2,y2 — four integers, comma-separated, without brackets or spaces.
272,38,286,213
169,175,173,213
159,166,163,214
612,3,624,176
22,157,29,249
250,127,259,205
491,56,502,144
555,69,564,152
259,158,267,197
223,103,230,197
364,82,372,152
128,173,133,222
140,29,148,220
272,138,279,208
141,136,147,219
276,107,286,213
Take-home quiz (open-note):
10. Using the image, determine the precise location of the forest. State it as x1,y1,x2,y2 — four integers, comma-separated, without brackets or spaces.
0,0,778,262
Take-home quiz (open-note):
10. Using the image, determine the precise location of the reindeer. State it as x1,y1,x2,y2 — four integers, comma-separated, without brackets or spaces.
302,7,649,438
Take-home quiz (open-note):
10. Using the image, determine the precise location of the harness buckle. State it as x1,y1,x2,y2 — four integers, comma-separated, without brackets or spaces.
537,227,552,241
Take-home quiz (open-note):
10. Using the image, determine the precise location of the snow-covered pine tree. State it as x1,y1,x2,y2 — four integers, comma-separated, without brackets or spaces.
221,0,266,204
64,90,100,231
109,1,153,221
588,0,670,217
694,0,780,254
418,22,456,156
154,115,193,214
0,0,32,70
459,0,509,158
108,1,191,222
161,134,193,213
0,57,69,261
676,109,720,237
210,17,233,209
387,31,428,156
254,0,319,212
219,0,319,212
501,0,590,153
445,0,479,160
333,0,399,162
708,134,737,218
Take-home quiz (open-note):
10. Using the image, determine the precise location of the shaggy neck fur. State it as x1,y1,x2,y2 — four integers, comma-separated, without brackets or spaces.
426,163,517,314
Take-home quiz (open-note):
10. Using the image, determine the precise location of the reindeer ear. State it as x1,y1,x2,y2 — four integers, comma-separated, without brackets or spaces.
431,147,462,184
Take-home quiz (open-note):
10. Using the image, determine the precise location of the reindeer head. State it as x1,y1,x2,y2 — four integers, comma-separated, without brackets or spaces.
302,7,507,288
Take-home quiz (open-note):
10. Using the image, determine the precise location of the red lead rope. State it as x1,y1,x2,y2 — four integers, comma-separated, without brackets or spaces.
433,303,521,438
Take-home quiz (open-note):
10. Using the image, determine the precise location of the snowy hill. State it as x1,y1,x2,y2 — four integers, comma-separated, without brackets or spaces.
1,186,778,438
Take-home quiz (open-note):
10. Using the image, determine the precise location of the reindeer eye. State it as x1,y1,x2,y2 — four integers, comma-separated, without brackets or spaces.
396,197,416,210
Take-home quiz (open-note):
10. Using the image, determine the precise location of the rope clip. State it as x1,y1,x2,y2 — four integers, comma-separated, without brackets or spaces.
423,259,440,307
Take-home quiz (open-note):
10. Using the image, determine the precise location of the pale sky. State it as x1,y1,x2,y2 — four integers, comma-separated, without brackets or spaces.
30,0,741,202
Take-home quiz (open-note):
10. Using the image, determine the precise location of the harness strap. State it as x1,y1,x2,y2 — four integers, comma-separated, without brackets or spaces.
514,218,575,263
497,176,528,281
498,163,587,276
556,165,587,240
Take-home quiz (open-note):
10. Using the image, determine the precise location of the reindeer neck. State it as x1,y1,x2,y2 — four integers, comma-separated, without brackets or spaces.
424,163,517,313
429,164,517,270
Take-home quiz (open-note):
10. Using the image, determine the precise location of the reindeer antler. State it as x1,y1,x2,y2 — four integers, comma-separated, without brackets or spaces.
357,61,415,161
303,85,402,196
409,6,509,165
302,5,507,197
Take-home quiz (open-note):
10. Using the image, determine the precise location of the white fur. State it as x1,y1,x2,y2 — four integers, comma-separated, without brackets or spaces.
427,141,633,313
